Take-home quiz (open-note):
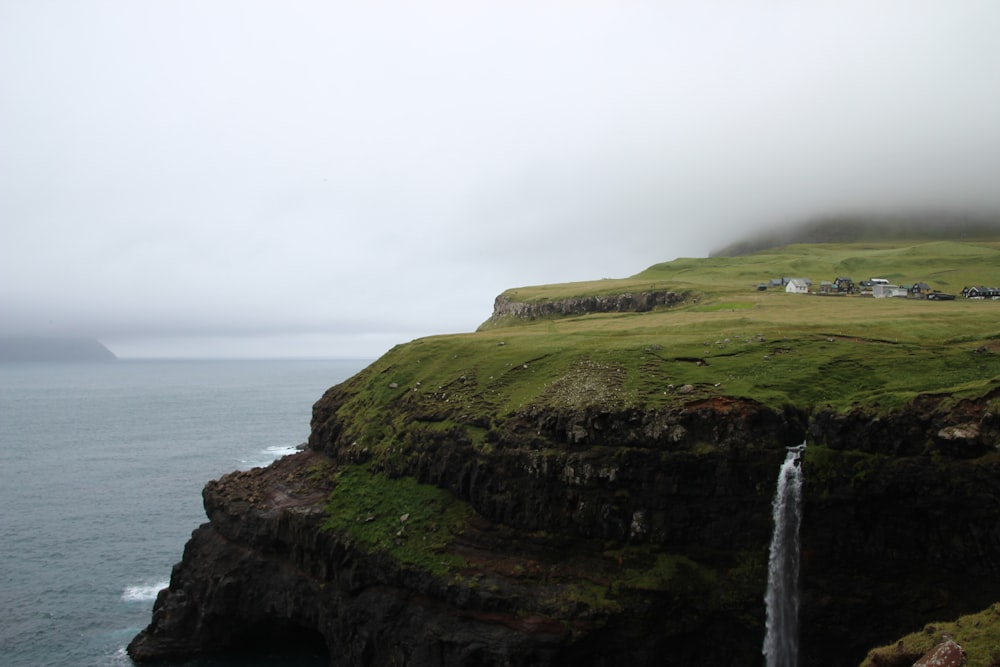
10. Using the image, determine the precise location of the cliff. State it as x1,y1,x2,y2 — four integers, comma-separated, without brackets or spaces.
128,380,1000,666
129,240,1000,666
484,289,685,326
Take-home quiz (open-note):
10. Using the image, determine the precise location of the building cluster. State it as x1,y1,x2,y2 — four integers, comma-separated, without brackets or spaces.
962,286,1000,299
757,277,997,301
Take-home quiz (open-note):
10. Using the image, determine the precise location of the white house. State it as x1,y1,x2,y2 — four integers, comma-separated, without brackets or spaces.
785,279,810,294
873,284,908,298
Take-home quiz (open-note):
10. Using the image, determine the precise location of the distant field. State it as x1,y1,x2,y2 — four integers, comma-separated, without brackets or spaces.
502,239,1000,303
341,240,1000,426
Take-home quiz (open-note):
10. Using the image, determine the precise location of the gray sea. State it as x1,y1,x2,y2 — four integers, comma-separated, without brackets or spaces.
0,359,370,667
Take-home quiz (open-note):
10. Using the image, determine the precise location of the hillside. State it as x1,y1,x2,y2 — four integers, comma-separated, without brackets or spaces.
709,212,1000,257
464,239,1000,412
130,238,1000,667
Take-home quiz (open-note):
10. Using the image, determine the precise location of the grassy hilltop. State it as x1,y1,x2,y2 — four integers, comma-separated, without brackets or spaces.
347,239,1000,434
303,235,1000,667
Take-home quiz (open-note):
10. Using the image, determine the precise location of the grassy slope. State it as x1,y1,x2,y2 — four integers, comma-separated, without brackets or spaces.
860,604,1000,667
322,239,1000,659
351,240,1000,427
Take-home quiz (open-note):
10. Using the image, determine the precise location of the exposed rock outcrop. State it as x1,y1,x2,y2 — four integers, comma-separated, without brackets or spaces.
127,449,752,665
861,605,1000,667
486,290,684,324
913,640,966,667
130,383,1000,667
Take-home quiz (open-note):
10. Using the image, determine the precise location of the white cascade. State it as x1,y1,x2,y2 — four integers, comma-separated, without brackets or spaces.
762,442,806,667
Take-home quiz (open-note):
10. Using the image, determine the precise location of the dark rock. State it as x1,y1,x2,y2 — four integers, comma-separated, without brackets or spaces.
485,290,685,324
131,387,1000,667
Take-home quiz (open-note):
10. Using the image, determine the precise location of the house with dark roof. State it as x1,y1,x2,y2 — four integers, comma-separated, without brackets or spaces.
963,286,1000,299
834,277,855,293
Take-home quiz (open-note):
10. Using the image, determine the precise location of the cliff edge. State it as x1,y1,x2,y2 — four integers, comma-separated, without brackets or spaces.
130,239,1000,666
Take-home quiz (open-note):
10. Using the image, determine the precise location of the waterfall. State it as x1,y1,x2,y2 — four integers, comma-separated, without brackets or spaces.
762,442,806,667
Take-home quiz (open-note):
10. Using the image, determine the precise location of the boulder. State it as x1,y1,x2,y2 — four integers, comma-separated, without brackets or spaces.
913,640,965,667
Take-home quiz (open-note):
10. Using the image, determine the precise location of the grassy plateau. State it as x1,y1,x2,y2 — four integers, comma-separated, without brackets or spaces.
316,237,1000,663
339,239,1000,434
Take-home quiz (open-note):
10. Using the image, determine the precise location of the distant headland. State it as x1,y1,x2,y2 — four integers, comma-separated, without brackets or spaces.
0,336,117,362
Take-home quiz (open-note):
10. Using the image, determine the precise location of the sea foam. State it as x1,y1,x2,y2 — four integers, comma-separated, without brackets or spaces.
239,443,304,468
263,444,302,458
121,581,168,603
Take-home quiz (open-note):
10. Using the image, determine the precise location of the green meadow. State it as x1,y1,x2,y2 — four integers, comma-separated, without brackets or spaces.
338,239,1000,430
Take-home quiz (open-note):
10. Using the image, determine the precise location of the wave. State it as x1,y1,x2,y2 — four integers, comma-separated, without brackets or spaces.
110,647,132,666
238,443,306,469
263,444,303,458
120,581,168,603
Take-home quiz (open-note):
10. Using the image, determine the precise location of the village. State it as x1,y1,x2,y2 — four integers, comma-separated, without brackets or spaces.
758,277,1000,300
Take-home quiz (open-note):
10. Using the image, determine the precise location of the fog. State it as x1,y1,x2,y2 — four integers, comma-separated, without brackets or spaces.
3,1,999,358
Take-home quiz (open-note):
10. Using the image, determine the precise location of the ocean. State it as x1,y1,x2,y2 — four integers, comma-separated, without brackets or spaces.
0,359,370,667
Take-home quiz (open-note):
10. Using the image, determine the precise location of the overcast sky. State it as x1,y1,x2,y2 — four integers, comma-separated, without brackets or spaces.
3,1,999,358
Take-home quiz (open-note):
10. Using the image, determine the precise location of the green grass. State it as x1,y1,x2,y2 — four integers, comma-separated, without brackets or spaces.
336,307,1000,452
603,545,716,593
322,464,475,576
320,238,1000,543
331,240,1000,431
312,237,1000,652
861,603,1000,667
320,467,725,616
690,301,757,312
493,239,1000,304
306,239,1000,665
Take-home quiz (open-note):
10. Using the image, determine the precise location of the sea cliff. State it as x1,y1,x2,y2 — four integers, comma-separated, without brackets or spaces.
128,371,1000,666
129,239,1000,666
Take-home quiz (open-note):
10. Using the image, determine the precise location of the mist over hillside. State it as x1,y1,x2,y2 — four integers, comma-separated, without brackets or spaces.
710,211,1000,257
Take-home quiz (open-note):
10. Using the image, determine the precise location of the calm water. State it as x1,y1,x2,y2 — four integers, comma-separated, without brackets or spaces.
0,359,370,667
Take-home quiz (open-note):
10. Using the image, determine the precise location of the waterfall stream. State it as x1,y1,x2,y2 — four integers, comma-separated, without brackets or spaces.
762,442,805,667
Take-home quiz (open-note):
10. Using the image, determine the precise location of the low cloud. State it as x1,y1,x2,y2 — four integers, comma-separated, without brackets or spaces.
3,1,999,357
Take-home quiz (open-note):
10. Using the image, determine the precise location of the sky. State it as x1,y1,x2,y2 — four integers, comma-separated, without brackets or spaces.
3,1,1000,359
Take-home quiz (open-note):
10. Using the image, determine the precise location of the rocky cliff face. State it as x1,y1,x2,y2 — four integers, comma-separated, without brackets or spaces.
129,384,1000,667
127,450,579,666
486,290,685,324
